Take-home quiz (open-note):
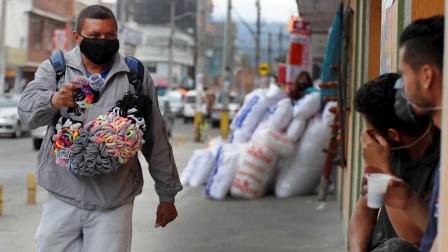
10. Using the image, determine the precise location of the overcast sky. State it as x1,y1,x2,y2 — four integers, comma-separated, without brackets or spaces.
212,0,298,23
102,0,299,24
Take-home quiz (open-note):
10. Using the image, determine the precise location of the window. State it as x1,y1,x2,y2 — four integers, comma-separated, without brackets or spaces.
30,15,44,49
46,20,65,50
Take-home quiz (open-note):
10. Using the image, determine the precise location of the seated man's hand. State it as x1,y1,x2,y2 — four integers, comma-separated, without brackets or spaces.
361,130,391,173
385,177,413,210
155,202,178,228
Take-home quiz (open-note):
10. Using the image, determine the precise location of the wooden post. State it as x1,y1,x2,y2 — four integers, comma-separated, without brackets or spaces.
27,173,36,205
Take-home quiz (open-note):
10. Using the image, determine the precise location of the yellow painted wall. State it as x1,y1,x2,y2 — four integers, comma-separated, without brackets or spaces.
412,0,444,20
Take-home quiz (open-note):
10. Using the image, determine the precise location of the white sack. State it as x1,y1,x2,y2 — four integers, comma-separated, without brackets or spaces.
188,149,216,187
268,98,293,132
266,83,287,107
231,137,279,199
263,129,295,157
275,103,336,198
205,151,240,200
286,118,307,142
230,89,269,141
293,92,321,120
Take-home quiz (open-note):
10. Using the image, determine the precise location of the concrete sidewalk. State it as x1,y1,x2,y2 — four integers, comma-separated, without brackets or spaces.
0,136,346,252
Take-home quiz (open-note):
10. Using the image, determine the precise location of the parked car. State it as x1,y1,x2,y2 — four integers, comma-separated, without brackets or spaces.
211,94,241,128
31,126,47,150
166,90,184,117
182,90,207,123
158,95,174,137
0,94,28,138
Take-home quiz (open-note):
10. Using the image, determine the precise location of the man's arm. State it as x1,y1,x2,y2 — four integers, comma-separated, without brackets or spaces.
141,69,183,203
349,196,379,252
17,60,59,129
385,207,423,245
385,178,429,232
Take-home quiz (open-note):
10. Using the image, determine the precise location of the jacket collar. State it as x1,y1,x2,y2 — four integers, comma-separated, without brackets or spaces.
65,46,130,81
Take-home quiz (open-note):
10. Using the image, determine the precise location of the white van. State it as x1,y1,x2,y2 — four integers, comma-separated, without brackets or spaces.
182,90,207,123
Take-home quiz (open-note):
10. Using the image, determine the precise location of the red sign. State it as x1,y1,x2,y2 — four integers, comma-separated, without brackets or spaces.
286,18,312,87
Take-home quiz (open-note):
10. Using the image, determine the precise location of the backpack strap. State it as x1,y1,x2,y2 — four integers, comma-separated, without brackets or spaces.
49,50,66,85
125,55,145,95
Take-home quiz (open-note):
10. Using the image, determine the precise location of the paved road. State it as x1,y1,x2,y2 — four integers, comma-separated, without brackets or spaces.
0,120,345,252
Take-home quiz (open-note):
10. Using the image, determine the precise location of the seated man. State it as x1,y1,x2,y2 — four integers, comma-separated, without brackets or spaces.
348,73,440,252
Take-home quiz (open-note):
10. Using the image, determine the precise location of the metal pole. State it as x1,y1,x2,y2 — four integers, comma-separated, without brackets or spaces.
0,0,7,94
268,32,272,69
278,28,283,58
194,0,207,142
255,0,261,88
220,0,231,139
168,0,175,88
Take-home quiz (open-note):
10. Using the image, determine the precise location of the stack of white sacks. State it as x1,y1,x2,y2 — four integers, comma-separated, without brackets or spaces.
180,83,337,200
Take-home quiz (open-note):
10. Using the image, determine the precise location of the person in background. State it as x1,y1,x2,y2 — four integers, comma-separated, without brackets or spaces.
349,73,439,252
288,71,315,101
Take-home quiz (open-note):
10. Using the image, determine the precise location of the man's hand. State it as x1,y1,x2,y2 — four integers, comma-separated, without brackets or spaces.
155,202,178,228
361,130,391,173
51,83,79,109
385,177,413,210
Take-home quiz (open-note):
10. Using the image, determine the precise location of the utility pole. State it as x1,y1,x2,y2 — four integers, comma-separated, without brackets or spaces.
119,0,126,27
268,32,272,69
255,0,261,87
278,28,283,58
220,0,232,139
0,0,7,94
194,0,207,142
168,0,175,87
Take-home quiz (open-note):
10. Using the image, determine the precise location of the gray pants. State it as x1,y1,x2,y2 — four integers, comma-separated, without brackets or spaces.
36,194,133,252
371,238,420,252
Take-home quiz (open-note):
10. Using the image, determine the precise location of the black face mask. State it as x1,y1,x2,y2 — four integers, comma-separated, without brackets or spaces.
394,78,431,125
79,36,119,65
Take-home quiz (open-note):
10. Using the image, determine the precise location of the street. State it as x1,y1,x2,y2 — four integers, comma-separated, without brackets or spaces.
0,120,345,252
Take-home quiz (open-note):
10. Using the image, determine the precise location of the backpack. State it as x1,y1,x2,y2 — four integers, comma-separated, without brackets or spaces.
49,50,145,94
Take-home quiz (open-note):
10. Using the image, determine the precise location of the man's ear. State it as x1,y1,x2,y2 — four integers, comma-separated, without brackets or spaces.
419,64,434,89
73,31,81,46
386,128,400,143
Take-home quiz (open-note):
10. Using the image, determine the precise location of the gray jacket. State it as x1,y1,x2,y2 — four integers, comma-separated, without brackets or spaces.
18,47,182,210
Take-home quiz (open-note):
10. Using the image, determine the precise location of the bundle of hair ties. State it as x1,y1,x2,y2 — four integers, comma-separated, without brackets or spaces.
68,93,148,177
52,117,83,168
69,74,105,115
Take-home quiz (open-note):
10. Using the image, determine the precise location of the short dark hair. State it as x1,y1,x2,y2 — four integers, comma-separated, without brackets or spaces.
354,73,428,136
399,15,444,71
76,5,117,34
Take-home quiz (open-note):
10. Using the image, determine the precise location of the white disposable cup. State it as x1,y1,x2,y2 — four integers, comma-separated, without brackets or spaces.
366,173,392,209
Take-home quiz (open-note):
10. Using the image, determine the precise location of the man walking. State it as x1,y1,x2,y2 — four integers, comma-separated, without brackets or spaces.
18,5,182,252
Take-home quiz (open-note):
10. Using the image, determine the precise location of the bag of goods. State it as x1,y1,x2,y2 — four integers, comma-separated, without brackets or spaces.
205,149,240,200
268,98,293,132
230,135,279,199
286,118,307,142
229,129,252,144
266,83,287,107
230,89,269,142
275,102,336,198
180,148,216,187
293,92,321,120
263,129,295,157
